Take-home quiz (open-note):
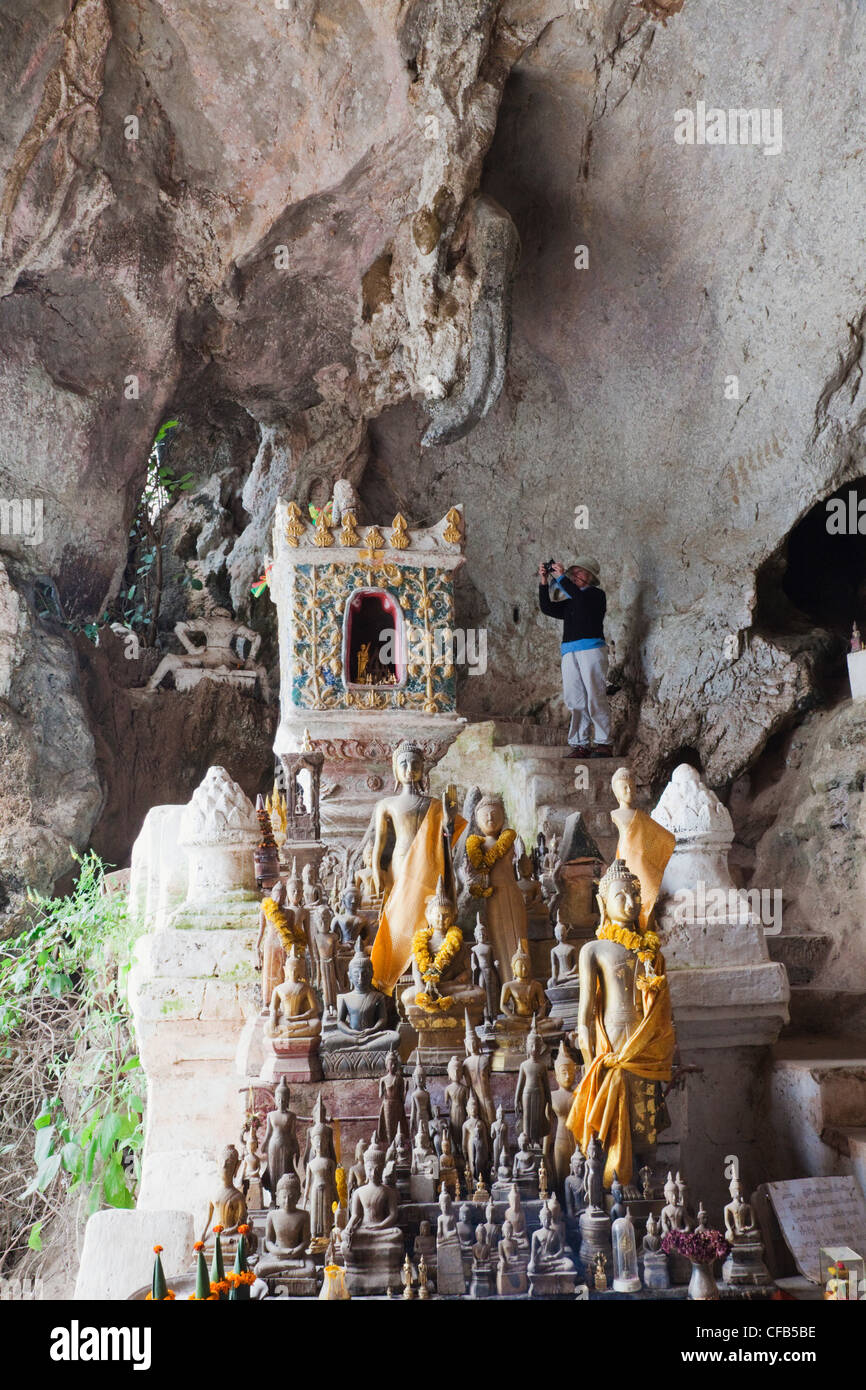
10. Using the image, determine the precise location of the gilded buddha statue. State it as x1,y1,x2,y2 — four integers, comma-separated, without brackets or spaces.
369,741,464,996
567,858,676,1186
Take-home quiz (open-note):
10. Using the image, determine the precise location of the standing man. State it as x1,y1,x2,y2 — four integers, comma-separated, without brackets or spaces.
537,557,612,759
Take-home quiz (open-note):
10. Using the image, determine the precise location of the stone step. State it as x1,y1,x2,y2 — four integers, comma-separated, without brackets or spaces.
784,987,866,1037
772,1037,866,1129
768,1038,866,1199
492,720,569,747
814,1127,866,1204
767,933,833,985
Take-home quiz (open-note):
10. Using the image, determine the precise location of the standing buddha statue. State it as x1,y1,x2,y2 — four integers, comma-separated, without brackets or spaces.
567,858,676,1187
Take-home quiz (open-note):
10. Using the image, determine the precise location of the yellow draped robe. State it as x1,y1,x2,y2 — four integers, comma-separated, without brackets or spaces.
371,801,466,996
567,963,676,1187
615,809,675,933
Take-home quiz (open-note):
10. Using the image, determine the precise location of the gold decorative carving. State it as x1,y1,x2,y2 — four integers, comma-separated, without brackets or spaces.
286,501,306,547
312,510,335,548
390,513,410,549
443,508,462,545
340,510,360,546
364,525,385,550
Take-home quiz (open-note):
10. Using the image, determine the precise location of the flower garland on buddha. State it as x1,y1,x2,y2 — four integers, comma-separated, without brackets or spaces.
412,878,464,1012
465,826,517,897
262,892,306,952
567,858,676,1185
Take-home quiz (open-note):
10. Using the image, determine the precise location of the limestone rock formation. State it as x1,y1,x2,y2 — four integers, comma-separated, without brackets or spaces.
1,0,864,908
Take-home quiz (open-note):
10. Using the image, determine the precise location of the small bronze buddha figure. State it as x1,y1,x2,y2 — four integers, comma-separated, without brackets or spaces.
514,1016,553,1150
262,1078,301,1195
265,946,321,1039
200,1144,252,1245
321,939,401,1052
527,1203,576,1285
499,941,550,1022
260,1173,315,1281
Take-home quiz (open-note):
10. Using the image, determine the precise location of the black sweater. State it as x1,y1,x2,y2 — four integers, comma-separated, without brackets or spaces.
538,577,606,645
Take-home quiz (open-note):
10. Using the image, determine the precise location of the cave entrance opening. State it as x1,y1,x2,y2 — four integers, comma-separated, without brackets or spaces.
754,477,866,706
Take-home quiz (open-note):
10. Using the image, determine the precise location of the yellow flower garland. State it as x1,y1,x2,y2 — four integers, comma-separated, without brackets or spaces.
596,920,661,965
465,828,517,898
465,828,517,870
263,897,305,952
412,923,463,1013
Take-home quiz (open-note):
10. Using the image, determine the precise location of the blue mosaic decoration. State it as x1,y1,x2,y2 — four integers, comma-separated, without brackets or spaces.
290,561,457,713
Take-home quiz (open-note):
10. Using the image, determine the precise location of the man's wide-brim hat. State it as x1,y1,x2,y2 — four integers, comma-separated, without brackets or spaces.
571,555,601,581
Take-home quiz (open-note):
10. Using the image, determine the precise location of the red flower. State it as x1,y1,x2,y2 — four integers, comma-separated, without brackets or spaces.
661,1228,728,1263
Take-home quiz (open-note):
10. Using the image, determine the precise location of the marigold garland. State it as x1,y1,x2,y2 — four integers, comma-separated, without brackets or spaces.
465,828,516,899
145,1290,176,1300
262,898,305,952
596,920,660,965
412,922,463,1012
465,828,517,871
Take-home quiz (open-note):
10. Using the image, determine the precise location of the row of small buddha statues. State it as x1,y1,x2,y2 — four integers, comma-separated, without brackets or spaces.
196,1063,770,1298
253,741,679,1215
255,862,571,1075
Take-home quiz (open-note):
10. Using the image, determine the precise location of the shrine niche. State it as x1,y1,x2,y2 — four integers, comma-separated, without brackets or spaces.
343,589,404,690
269,497,466,837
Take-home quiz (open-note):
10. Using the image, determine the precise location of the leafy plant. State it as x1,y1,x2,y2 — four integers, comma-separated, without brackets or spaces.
0,852,144,1269
34,419,203,648
119,419,202,646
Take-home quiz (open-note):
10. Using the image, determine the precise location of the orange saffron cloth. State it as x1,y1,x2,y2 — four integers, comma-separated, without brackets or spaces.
371,800,466,995
566,971,676,1187
615,809,675,933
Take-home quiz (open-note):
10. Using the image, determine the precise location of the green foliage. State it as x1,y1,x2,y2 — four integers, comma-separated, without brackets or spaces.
33,419,202,646
117,418,201,644
0,852,144,1256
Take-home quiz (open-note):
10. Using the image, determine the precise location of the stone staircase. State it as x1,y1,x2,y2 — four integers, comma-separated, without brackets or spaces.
767,929,866,1036
768,1037,866,1201
491,723,620,859
435,718,624,858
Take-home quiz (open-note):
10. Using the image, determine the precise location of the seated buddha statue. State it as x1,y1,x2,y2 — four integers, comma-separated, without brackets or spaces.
265,947,321,1039
496,943,560,1061
200,1144,255,1248
400,876,483,1027
527,1203,576,1279
511,1132,540,1196
321,939,400,1053
499,941,550,1023
497,1219,529,1297
504,1182,530,1253
724,1176,758,1241
547,920,579,987
259,1172,315,1279
342,1138,404,1295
